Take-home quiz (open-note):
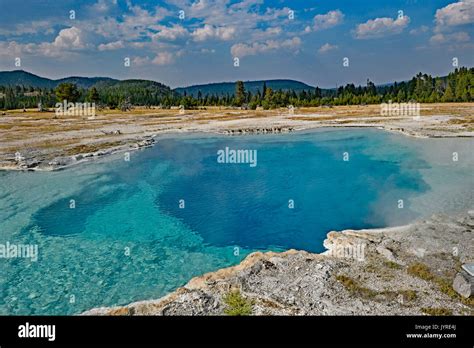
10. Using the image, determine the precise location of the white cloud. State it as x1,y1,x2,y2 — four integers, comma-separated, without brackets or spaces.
51,27,88,49
318,43,338,54
132,56,151,66
35,27,92,57
252,26,282,40
166,0,291,43
90,0,118,13
98,40,124,51
430,31,470,44
107,4,171,40
281,37,302,48
230,0,264,11
430,33,446,44
152,25,188,41
231,37,301,57
409,25,429,35
313,10,344,31
435,0,474,30
0,0,300,63
0,41,24,56
124,4,169,27
152,52,174,65
0,20,54,36
354,15,410,39
0,26,91,58
132,51,175,66
192,25,236,41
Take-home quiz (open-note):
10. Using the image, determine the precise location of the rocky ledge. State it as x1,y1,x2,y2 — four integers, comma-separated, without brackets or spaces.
222,127,295,135
4,137,156,171
83,212,474,316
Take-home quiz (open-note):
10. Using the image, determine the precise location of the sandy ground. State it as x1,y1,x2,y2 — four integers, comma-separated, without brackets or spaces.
0,103,472,170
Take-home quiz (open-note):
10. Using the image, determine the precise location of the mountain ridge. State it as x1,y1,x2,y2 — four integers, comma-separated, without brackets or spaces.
0,70,118,89
175,79,316,96
0,69,461,98
0,71,318,96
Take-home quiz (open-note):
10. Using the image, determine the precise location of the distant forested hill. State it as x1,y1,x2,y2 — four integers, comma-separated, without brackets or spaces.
0,71,174,109
93,79,173,107
175,79,315,97
0,70,117,89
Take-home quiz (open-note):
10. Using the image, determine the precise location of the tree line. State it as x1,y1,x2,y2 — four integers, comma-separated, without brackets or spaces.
0,67,472,111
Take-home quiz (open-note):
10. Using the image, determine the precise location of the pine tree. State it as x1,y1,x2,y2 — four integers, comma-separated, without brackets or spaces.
55,83,80,103
87,87,100,103
234,81,246,106
443,83,454,102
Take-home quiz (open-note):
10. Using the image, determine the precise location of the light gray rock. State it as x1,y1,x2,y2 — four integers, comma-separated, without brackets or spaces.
376,245,396,262
453,271,473,298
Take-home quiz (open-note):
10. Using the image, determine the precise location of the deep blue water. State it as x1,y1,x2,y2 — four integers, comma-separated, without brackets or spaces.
0,128,472,314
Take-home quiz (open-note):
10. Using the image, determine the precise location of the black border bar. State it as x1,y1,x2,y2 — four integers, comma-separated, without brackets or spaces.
0,315,472,346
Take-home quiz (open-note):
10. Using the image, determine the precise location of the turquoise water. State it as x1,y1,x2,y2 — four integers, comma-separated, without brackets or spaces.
0,128,472,314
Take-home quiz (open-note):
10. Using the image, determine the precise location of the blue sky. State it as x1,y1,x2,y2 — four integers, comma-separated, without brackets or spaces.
0,0,473,88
